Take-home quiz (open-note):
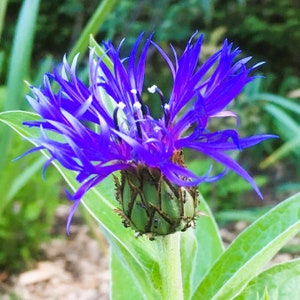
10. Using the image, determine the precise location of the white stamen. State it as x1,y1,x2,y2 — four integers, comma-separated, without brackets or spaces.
153,126,160,133
164,103,170,110
148,85,157,94
118,102,126,110
130,89,138,94
133,102,142,109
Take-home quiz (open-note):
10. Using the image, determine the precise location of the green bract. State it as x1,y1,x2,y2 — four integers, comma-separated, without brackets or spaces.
115,153,198,237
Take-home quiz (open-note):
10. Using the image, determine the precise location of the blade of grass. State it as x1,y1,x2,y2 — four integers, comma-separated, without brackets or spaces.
68,0,118,62
5,0,40,111
254,93,300,115
0,0,8,43
260,135,300,168
0,0,40,174
264,104,300,137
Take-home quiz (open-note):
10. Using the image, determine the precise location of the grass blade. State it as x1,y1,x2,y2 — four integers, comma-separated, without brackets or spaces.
5,0,40,111
69,0,118,61
0,0,8,43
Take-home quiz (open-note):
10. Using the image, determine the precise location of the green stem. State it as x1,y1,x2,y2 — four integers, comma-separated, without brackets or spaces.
157,232,184,300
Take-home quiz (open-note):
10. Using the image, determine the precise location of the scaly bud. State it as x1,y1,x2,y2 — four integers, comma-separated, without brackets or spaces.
114,151,199,238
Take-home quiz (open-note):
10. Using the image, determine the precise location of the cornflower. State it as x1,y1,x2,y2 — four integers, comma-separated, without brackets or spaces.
23,33,275,237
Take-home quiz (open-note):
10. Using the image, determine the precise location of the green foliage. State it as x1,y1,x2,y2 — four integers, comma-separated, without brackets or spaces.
187,154,268,211
96,0,300,94
0,135,61,273
234,78,300,197
221,76,300,200
192,192,300,299
1,110,300,299
213,0,300,93
252,93,300,168
234,259,300,300
3,1,299,94
0,0,118,274
68,0,118,62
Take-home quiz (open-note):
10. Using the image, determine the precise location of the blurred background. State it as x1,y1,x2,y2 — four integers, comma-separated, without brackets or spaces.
0,0,299,296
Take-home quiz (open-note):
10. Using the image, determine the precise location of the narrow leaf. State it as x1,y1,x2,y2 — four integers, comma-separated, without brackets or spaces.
264,104,300,137
260,135,300,168
69,0,118,62
5,0,40,110
254,93,300,115
0,0,40,173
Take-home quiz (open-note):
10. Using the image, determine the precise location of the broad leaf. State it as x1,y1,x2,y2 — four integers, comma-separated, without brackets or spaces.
234,259,300,300
0,110,161,298
192,192,300,300
110,250,147,300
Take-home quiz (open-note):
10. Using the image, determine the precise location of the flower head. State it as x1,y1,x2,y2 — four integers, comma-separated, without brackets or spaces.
24,33,275,236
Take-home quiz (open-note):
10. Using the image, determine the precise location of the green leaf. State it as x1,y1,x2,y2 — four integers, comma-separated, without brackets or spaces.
215,206,272,225
259,102,300,168
264,104,300,138
0,0,40,173
90,35,113,71
234,259,300,300
0,110,161,298
0,0,8,43
5,0,40,110
0,110,40,138
110,249,146,300
192,192,300,300
254,93,300,115
260,135,300,168
1,156,46,213
181,193,224,299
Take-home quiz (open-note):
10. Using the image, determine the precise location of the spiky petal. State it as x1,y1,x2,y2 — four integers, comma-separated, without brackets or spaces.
23,33,276,235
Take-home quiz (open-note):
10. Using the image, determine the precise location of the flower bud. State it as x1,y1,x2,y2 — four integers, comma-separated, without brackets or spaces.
114,152,199,238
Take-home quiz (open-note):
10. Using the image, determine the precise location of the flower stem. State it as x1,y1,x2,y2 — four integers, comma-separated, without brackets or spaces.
156,232,184,300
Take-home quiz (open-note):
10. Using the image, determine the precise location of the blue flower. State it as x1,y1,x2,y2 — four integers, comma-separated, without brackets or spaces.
24,33,275,233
